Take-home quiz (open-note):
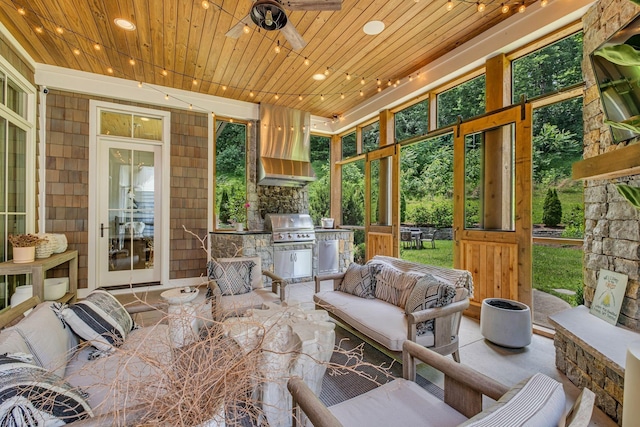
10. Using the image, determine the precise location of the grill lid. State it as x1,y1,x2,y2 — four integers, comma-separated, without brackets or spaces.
265,213,314,232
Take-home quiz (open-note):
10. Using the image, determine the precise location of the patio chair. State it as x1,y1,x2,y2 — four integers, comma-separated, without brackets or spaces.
420,229,438,249
288,340,595,427
400,230,413,249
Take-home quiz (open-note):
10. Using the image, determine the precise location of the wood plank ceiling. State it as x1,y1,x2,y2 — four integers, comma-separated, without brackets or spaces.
0,0,537,118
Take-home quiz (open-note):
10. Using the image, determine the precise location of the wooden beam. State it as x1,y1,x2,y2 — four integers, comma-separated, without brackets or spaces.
572,143,640,181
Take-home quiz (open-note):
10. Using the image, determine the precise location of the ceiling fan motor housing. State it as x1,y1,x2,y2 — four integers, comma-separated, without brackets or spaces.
251,0,288,31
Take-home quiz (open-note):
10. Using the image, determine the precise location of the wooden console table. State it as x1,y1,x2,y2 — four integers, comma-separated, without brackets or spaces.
0,250,78,304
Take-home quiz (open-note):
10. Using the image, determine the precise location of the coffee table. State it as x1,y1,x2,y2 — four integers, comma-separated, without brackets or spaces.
223,301,335,427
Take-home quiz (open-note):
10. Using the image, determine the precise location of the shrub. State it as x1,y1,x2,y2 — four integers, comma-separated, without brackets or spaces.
219,190,230,224
354,243,366,264
542,188,562,227
407,197,453,228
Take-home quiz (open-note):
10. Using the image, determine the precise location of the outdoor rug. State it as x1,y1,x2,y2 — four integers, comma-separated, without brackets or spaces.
319,324,444,406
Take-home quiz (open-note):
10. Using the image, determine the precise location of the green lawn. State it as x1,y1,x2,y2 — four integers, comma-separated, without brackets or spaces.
400,240,583,305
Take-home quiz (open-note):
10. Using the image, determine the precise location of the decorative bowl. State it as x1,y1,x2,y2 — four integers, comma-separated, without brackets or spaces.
44,277,69,301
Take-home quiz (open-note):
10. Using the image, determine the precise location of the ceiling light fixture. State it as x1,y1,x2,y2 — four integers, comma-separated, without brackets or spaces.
377,78,381,85
377,87,382,92
363,20,385,35
341,93,345,99
312,73,326,81
114,18,136,31
320,94,325,101
192,79,198,85
250,91,254,97
222,85,226,90
274,93,279,100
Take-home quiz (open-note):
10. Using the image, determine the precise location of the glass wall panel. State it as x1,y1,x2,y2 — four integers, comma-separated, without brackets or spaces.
341,132,357,159
362,121,379,152
133,115,162,141
369,156,392,226
0,72,5,105
395,99,429,142
6,79,26,119
100,111,132,137
215,120,247,229
0,119,5,212
309,134,331,225
341,160,365,227
437,75,486,128
7,124,26,213
512,32,583,103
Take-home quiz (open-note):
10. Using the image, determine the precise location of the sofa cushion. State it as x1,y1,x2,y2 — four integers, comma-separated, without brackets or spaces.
459,373,565,427
8,302,78,378
405,274,457,335
65,323,171,416
0,329,31,356
53,290,135,357
337,262,380,299
208,259,255,296
370,260,422,309
0,353,93,424
329,377,467,427
315,291,434,351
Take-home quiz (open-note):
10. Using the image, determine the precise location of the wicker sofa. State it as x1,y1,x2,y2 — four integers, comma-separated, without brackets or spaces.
314,255,473,361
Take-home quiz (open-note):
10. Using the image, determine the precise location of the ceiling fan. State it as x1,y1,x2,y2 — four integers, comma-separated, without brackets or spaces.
225,0,343,51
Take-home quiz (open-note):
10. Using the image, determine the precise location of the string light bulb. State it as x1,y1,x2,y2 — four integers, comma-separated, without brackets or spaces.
320,94,325,101
274,40,281,54
35,27,43,34
304,57,310,66
377,78,381,85
360,90,364,96
243,25,251,34
409,75,413,82
501,3,510,13
201,0,210,9
129,58,136,66
73,48,80,55
137,81,142,88
361,77,365,85
221,85,226,90
192,79,198,85
107,67,114,74
377,87,382,92
477,2,486,12
341,93,345,99
56,27,64,34
93,43,101,50
396,79,400,85
387,79,391,86
324,67,330,76
249,91,254,97
274,93,279,100
161,69,168,76
518,2,526,12
446,0,454,11
298,94,303,100
165,94,169,100
189,104,193,110
346,73,351,80
17,7,25,15
540,0,548,6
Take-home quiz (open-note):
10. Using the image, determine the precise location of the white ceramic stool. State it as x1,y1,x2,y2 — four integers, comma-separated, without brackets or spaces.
161,287,200,347
480,298,532,348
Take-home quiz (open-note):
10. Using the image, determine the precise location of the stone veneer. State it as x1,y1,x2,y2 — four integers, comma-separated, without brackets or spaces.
45,90,208,288
582,0,640,331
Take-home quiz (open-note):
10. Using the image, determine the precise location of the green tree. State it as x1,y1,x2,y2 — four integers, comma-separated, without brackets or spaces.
219,189,230,224
400,192,406,223
309,165,331,224
542,188,562,227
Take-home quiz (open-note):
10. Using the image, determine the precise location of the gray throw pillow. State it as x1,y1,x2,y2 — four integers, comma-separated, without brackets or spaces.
208,259,255,296
405,274,457,335
337,262,380,299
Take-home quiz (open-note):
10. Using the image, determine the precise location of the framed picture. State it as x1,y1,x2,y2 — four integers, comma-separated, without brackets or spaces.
590,269,628,325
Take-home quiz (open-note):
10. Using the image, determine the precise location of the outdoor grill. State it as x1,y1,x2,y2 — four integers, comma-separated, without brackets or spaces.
265,213,316,244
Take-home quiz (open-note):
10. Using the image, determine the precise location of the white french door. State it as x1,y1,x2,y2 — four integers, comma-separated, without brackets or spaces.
97,139,162,286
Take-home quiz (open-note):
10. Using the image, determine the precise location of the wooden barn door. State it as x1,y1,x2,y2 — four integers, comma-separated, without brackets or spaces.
453,104,532,318
365,144,398,260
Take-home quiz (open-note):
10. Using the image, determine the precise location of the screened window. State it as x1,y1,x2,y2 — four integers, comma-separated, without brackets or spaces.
341,132,357,159
437,75,486,128
341,160,365,227
362,121,379,152
395,99,429,142
215,120,247,229
512,32,583,103
100,111,163,141
309,134,331,225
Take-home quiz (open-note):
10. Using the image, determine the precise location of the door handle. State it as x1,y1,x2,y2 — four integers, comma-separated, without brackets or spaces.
100,223,109,238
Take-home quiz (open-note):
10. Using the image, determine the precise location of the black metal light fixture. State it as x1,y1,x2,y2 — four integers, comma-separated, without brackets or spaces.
250,0,288,31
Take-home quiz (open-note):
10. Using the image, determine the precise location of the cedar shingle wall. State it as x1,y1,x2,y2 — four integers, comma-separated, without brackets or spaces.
44,90,208,288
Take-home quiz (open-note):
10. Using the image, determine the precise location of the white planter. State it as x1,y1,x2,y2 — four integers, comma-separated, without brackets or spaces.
44,277,69,301
235,223,244,232
11,285,33,307
480,298,532,348
12,246,35,263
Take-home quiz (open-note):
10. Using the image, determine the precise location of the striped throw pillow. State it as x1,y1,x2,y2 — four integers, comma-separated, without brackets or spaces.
405,274,457,335
371,260,423,309
52,290,135,357
0,354,93,425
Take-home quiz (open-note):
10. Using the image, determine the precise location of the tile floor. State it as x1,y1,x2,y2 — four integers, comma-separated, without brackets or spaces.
123,280,617,426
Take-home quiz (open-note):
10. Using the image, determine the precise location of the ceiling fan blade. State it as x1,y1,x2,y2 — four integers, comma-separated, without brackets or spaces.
281,21,307,51
225,15,252,39
282,0,342,11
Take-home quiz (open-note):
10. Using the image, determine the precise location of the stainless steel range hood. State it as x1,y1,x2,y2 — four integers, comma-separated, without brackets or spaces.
258,103,316,187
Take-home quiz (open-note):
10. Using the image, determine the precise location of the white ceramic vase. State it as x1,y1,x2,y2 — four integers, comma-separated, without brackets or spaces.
11,285,33,307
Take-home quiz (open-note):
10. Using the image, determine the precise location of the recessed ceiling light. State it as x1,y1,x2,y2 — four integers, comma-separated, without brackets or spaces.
312,73,327,81
363,20,384,35
114,18,136,31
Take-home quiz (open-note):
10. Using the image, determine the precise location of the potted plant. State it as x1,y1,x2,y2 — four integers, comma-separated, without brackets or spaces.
8,234,46,263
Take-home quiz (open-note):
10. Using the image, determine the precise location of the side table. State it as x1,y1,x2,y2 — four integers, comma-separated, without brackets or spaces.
161,287,200,348
0,250,78,304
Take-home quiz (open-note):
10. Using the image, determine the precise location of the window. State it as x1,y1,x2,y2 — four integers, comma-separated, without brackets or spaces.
512,32,583,103
341,132,356,159
437,75,486,128
215,120,247,229
99,111,163,141
309,134,331,225
362,121,380,152
395,99,429,142
0,68,34,310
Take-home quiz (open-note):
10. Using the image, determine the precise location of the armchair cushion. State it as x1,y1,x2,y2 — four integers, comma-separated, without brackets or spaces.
405,274,457,335
459,373,565,427
53,290,135,357
0,354,93,424
208,259,255,296
337,262,380,299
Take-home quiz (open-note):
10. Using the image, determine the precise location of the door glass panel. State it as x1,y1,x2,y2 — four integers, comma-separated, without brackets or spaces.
101,111,132,137
369,156,392,226
0,118,5,212
8,123,26,212
108,148,155,272
464,123,515,231
133,115,162,141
